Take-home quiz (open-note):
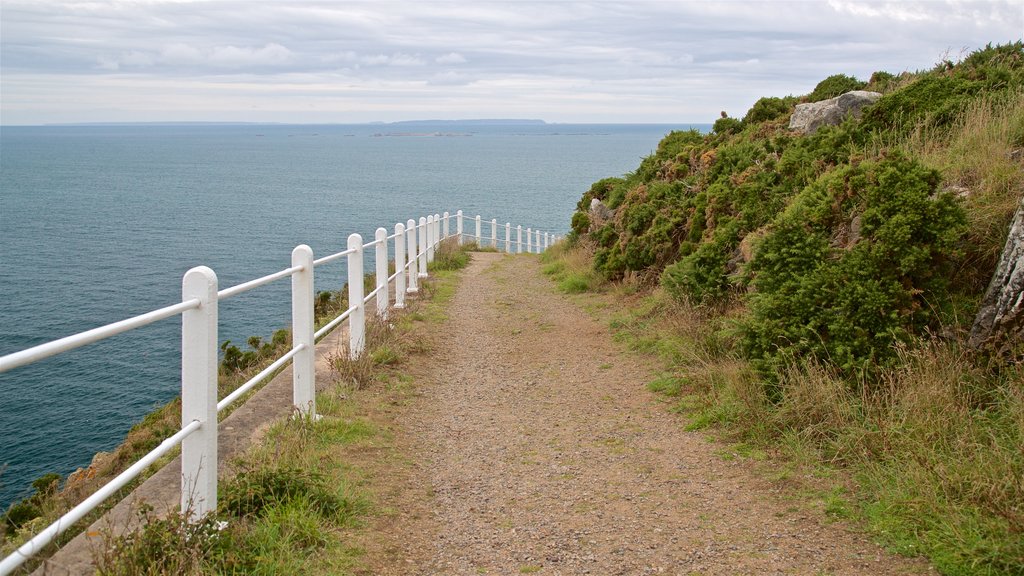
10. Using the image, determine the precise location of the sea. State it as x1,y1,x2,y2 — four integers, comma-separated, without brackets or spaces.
0,122,708,509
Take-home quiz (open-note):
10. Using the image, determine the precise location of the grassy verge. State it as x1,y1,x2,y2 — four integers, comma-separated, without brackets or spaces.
543,242,1024,576
0,331,296,571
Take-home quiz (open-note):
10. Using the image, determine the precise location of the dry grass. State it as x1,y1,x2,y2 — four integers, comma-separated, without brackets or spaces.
540,240,605,293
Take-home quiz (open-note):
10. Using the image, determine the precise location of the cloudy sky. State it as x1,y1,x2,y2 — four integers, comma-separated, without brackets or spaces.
1,1,1021,125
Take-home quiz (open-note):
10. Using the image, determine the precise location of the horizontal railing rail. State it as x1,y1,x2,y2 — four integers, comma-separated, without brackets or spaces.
450,210,561,254
0,209,563,575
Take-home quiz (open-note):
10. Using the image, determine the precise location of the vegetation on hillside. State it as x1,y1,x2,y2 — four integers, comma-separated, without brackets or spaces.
564,42,1024,575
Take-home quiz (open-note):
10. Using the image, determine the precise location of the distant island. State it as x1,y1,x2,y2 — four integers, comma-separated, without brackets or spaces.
383,119,547,126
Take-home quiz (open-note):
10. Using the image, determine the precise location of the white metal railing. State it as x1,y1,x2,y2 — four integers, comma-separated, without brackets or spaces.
451,210,562,254
0,209,562,575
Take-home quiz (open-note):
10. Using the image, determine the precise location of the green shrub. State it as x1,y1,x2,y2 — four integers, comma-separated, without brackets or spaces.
661,219,740,303
570,210,590,236
808,74,866,102
866,70,897,93
742,96,797,124
713,116,743,135
742,153,966,381
863,43,1024,133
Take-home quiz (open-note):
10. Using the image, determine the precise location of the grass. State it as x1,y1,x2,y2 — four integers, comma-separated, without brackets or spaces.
540,243,1024,575
540,240,604,294
0,330,298,571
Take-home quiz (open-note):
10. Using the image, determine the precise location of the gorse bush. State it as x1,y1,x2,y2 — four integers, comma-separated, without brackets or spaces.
863,42,1024,133
742,153,966,381
807,73,866,102
561,42,1024,575
742,96,797,124
570,42,1022,379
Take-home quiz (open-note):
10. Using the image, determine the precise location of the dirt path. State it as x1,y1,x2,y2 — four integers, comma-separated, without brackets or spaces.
366,251,931,575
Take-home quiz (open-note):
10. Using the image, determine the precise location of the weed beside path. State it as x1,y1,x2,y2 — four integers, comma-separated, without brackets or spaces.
363,252,932,575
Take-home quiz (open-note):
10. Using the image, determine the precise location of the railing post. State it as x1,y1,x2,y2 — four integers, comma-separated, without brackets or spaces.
517,225,523,253
544,232,549,251
505,222,511,253
181,266,218,521
457,210,463,245
347,233,365,359
291,245,316,418
490,218,497,249
536,229,541,253
443,211,450,240
526,228,532,253
434,213,441,250
374,227,389,319
426,215,435,263
394,223,406,308
418,216,428,278
406,218,418,292
475,215,481,246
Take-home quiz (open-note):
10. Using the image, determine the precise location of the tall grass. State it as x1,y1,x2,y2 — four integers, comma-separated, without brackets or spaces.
540,240,605,294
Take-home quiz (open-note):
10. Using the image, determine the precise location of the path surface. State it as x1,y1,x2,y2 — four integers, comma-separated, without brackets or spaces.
368,252,931,575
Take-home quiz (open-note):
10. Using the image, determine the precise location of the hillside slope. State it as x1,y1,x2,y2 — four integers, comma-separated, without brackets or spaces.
563,43,1023,575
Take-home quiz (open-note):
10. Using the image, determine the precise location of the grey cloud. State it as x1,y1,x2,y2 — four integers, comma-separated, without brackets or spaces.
1,1,1021,124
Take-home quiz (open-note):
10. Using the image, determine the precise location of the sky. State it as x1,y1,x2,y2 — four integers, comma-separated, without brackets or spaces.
1,1,1021,125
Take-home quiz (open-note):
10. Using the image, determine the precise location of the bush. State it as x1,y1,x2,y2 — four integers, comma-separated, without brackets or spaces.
863,43,1024,133
713,116,743,135
661,220,740,303
742,153,966,380
808,74,866,102
570,210,590,236
742,96,796,124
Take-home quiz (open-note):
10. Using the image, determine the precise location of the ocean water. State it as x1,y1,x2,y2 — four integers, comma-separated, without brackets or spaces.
0,122,707,508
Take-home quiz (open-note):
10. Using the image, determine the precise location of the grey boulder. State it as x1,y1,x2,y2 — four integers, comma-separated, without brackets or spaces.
789,90,882,134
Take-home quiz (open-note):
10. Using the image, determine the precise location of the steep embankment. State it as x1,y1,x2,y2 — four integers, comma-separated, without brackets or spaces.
563,43,1023,575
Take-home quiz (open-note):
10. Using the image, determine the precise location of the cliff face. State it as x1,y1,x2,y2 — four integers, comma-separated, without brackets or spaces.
570,43,1024,376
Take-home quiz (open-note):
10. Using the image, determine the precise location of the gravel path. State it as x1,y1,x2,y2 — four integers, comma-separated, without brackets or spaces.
372,251,931,575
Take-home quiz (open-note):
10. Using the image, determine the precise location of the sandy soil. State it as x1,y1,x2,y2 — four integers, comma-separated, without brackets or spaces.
360,252,933,576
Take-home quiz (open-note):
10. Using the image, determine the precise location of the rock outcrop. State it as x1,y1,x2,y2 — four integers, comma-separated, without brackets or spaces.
789,90,882,134
969,197,1024,356
589,198,614,227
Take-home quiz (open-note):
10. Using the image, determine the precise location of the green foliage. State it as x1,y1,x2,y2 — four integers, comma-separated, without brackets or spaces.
219,466,349,520
577,176,629,211
742,96,797,124
566,41,1024,574
31,473,61,495
429,240,470,271
220,329,291,373
3,472,63,533
3,501,41,532
808,74,866,102
570,210,590,236
863,42,1024,133
713,116,742,135
742,154,966,379
661,219,740,303
866,70,897,93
